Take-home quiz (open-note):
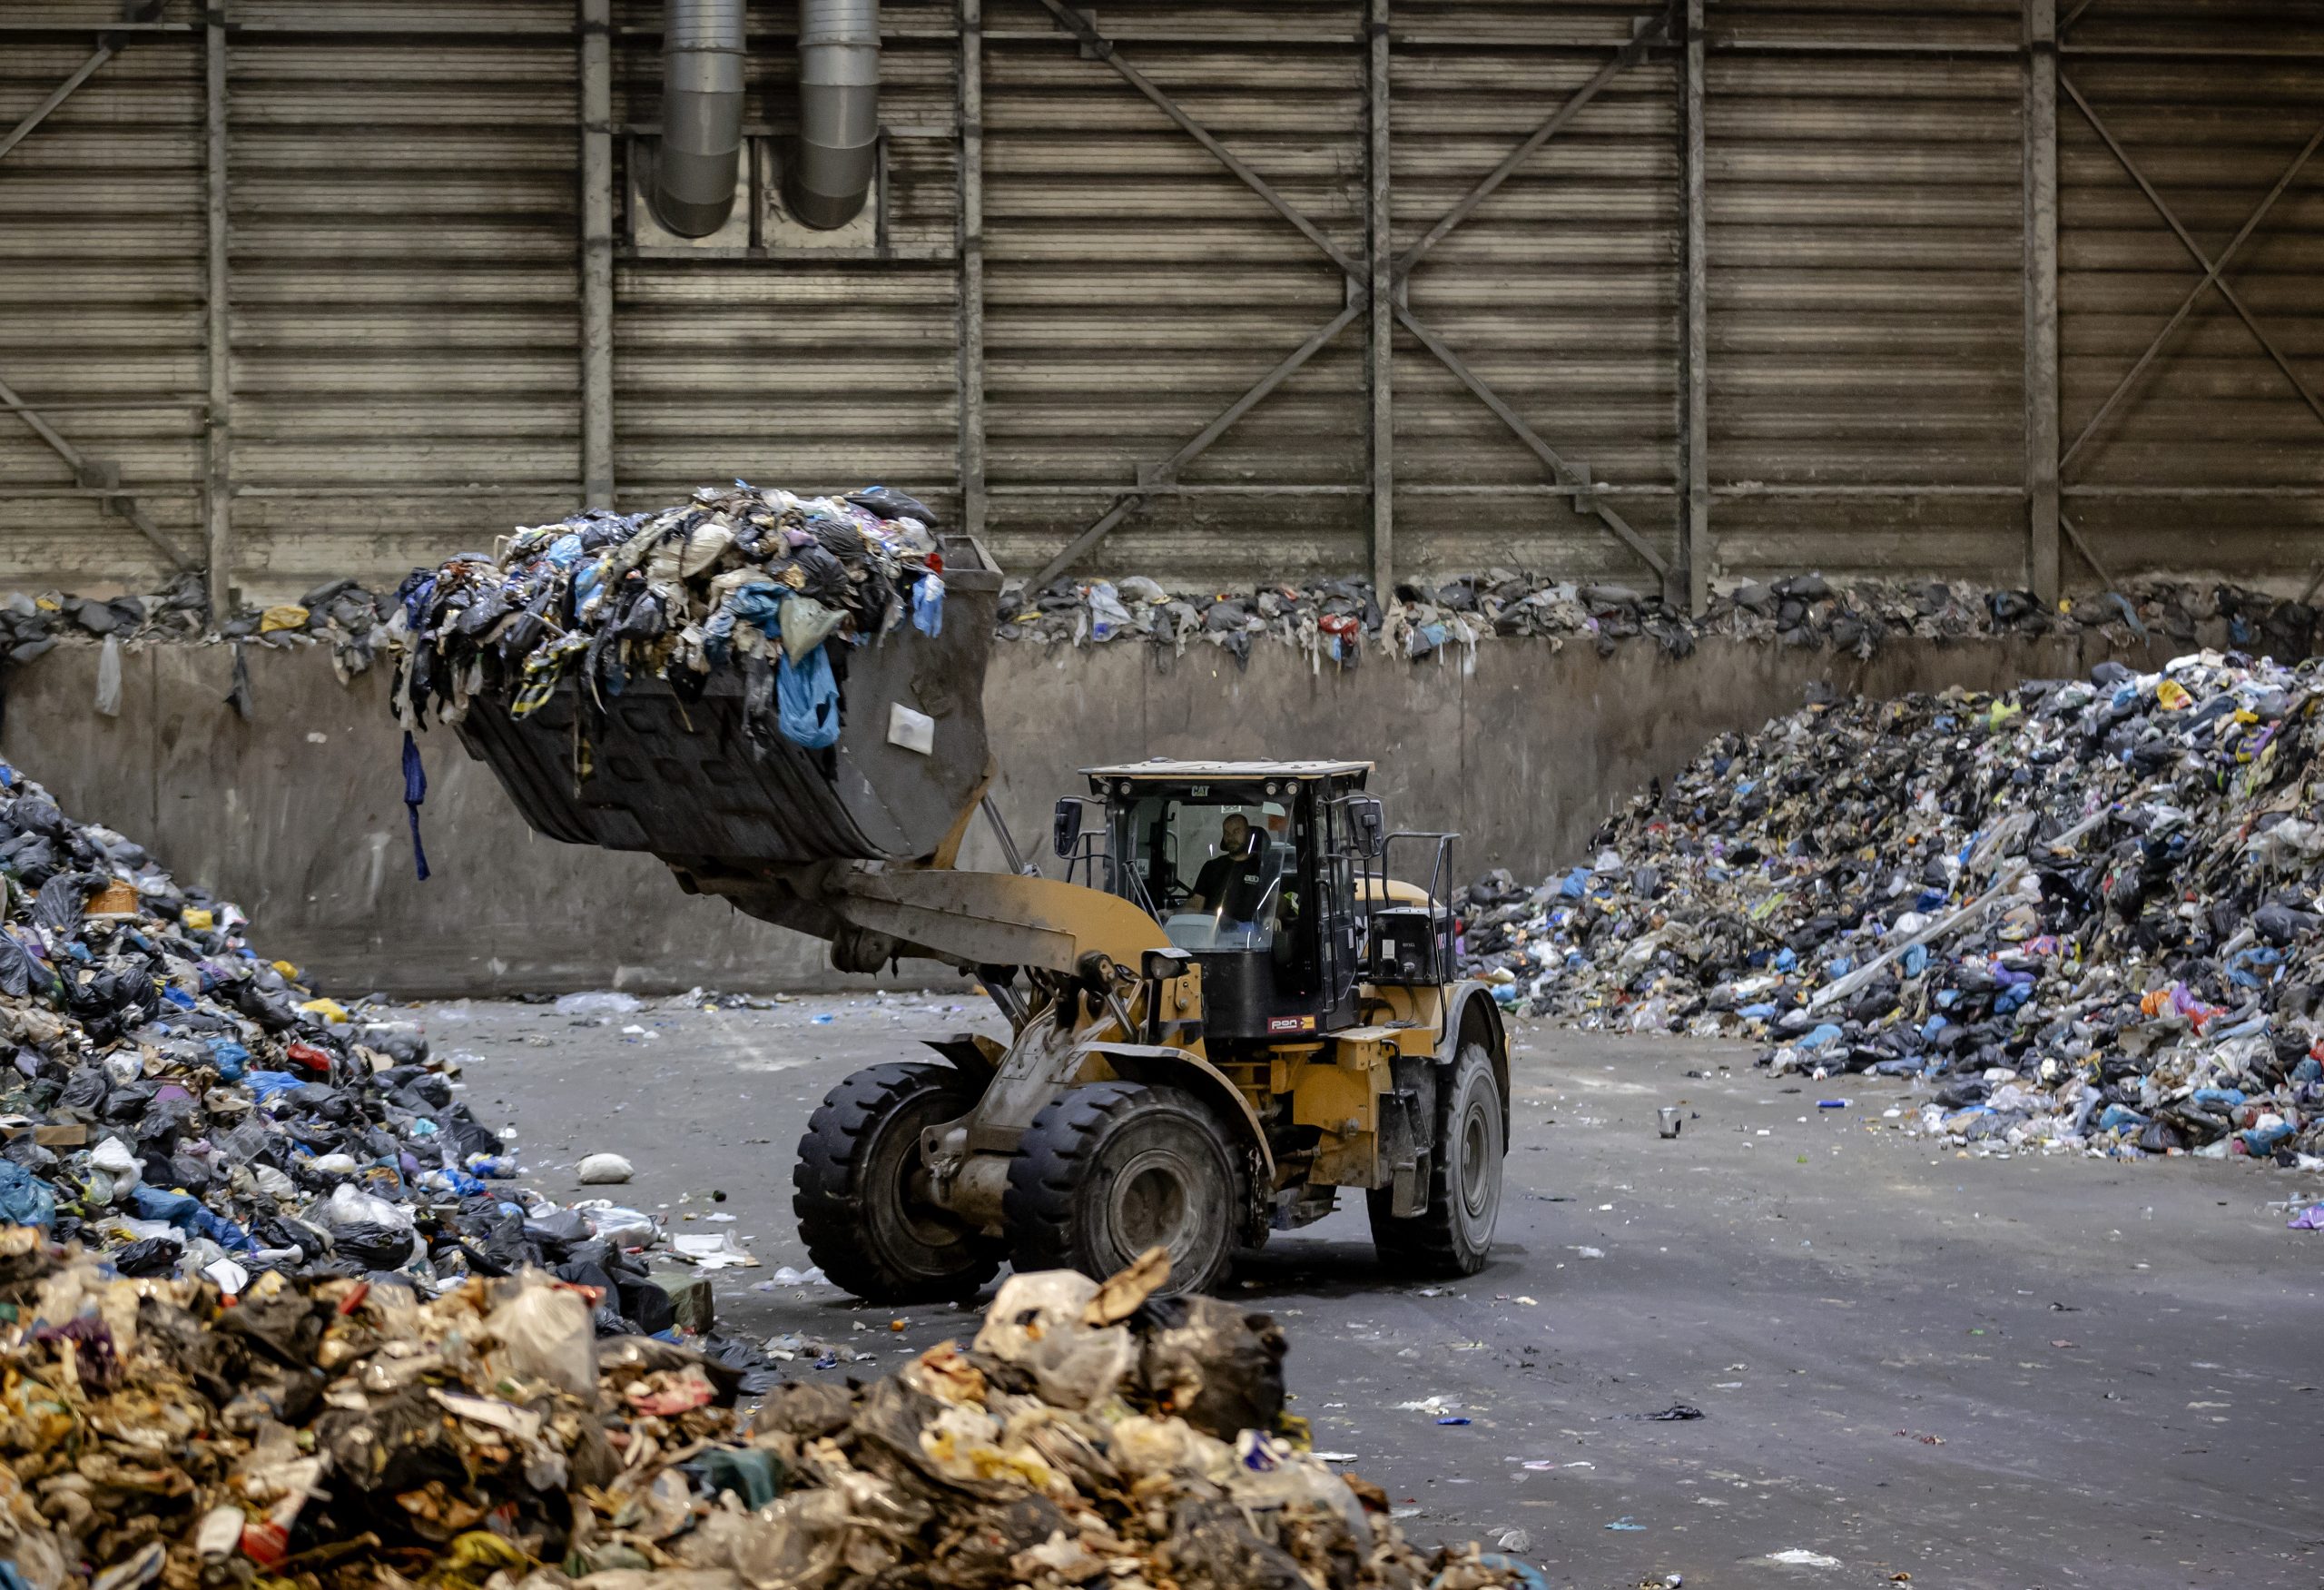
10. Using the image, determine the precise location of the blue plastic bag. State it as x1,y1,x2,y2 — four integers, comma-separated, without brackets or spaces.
0,1161,55,1231
776,647,842,749
911,573,945,637
206,1038,250,1081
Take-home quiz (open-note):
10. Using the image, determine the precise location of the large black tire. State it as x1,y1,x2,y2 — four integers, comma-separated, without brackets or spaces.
1004,1081,1244,1297
1367,1042,1503,1277
794,1062,1002,1304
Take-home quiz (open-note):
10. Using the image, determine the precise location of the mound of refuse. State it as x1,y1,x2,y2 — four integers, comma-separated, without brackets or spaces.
1464,650,2324,1164
0,757,749,1340
1004,572,2319,668
0,1241,1520,1590
389,483,949,743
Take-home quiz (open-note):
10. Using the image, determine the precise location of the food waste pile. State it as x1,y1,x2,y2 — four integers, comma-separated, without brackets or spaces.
0,1240,1518,1590
1463,651,2324,1165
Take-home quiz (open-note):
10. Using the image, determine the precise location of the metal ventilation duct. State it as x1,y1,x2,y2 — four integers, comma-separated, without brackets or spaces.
790,0,880,229
650,0,745,238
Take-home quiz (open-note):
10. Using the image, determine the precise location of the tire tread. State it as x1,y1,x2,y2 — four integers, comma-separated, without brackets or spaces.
793,1061,1000,1303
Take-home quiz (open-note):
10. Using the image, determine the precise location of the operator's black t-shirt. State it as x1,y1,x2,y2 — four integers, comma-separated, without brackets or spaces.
1192,851,1263,919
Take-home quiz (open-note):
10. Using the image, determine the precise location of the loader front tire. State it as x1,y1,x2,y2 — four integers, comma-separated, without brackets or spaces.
1367,1042,1503,1277
1004,1081,1243,1297
794,1062,1001,1304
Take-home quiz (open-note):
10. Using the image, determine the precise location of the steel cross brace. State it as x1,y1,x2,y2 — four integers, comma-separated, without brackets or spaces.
2061,78,2324,450
0,2,193,571
1028,0,1676,590
0,378,191,570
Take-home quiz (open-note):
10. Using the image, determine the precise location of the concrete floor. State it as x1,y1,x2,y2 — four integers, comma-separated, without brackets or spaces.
431,993,2324,1590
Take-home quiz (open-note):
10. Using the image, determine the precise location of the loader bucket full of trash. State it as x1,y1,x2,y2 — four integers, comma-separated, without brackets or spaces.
395,483,1004,869
0,1239,1534,1590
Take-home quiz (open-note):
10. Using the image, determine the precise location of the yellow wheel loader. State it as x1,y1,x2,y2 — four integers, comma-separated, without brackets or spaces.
453,538,1507,1301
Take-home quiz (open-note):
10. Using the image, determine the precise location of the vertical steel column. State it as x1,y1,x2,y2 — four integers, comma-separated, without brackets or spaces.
1679,0,1709,614
579,0,616,508
203,6,231,614
959,0,987,538
2024,0,2061,603
1366,0,1393,599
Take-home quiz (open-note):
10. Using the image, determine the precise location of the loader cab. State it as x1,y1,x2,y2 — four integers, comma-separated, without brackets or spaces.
1061,760,1380,1043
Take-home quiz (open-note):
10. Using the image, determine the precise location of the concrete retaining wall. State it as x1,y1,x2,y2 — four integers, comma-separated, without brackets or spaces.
3,630,2177,996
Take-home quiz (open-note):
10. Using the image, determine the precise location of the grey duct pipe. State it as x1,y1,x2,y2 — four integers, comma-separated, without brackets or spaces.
650,0,745,238
791,0,880,229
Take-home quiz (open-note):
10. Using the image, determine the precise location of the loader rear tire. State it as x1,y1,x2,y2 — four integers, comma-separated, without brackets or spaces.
1367,1042,1502,1277
794,1062,1001,1304
1004,1081,1243,1297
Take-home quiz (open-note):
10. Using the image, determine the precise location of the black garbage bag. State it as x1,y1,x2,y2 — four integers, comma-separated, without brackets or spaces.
439,1103,502,1161
329,1221,414,1270
0,933,47,1001
55,1065,108,1116
1129,1296,1285,1441
111,1237,184,1278
847,485,940,526
30,871,101,933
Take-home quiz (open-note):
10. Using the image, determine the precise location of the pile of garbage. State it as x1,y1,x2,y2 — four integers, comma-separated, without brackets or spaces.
1465,650,2324,1164
0,756,744,1335
0,1241,1520,1590
0,570,394,683
389,484,946,748
18,556,2321,694
1000,573,2321,668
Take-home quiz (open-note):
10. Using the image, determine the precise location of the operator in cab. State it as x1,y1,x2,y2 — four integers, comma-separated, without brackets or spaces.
1186,812,1264,928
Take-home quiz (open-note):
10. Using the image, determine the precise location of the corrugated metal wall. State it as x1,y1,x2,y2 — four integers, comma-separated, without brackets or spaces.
2061,0,2324,579
3,0,2319,600
0,15,205,588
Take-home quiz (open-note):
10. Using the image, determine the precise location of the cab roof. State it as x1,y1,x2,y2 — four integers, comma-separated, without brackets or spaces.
1081,758,1374,780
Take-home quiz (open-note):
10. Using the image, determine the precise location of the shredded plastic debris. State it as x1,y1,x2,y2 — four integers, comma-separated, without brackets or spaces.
1466,650,2324,1166
0,1240,1527,1589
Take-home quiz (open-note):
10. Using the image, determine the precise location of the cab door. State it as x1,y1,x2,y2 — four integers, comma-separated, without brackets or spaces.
1315,780,1363,1029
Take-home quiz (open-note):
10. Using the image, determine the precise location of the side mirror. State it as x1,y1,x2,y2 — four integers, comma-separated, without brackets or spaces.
1350,796,1385,858
1051,796,1083,858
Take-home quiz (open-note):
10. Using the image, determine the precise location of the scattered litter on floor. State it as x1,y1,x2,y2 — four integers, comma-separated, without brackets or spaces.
1764,1548,1844,1567
1467,651,2324,1168
554,990,643,1017
576,1151,634,1183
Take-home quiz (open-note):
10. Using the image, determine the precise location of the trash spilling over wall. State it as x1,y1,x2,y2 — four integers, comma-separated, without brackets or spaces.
20,552,2321,682
389,485,947,745
1004,573,2322,669
1464,651,2324,1166
0,1238,1527,1590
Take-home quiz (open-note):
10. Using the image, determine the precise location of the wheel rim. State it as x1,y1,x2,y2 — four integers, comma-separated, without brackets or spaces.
1092,1104,1233,1287
1459,1100,1492,1217
1452,1069,1502,1242
863,1092,978,1271
1109,1150,1196,1254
